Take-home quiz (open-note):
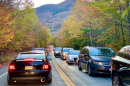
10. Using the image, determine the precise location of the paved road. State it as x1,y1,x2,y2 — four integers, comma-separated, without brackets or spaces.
0,53,112,86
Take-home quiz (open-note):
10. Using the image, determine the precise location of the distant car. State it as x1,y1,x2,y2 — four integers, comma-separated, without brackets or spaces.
7,51,52,84
111,45,130,86
78,46,116,76
54,48,62,57
61,48,74,60
66,50,80,64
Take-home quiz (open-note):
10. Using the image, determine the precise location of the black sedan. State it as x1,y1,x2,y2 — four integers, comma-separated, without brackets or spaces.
7,51,52,84
78,46,116,76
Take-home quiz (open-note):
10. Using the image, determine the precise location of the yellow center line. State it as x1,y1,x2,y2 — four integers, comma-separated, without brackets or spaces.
52,59,70,86
51,50,75,86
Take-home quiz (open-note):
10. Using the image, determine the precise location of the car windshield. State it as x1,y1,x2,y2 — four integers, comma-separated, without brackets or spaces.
16,54,45,60
55,48,61,51
63,48,74,52
69,51,80,55
89,48,116,56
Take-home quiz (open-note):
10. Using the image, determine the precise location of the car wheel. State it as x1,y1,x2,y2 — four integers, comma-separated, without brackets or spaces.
46,73,52,83
78,61,82,70
87,64,93,76
112,73,122,86
7,74,13,85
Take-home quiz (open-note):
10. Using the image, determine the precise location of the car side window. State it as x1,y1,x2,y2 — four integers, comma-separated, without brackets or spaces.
124,48,130,60
82,48,86,54
117,48,126,58
86,49,89,55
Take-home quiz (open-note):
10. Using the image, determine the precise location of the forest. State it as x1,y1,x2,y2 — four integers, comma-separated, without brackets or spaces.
1,0,130,63
54,0,130,52
0,0,51,52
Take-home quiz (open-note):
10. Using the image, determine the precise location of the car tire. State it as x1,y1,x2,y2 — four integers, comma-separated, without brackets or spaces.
112,73,122,86
46,73,52,83
7,74,13,85
78,61,82,70
87,64,93,76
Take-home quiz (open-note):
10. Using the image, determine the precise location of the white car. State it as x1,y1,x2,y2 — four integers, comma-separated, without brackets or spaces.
66,50,80,64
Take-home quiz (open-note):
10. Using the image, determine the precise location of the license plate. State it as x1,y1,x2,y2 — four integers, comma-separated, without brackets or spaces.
25,66,33,70
109,68,111,71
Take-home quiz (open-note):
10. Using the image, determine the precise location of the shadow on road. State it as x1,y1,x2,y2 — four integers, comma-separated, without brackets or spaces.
7,82,51,86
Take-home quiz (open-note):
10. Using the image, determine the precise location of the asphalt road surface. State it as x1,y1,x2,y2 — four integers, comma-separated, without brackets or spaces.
0,52,112,86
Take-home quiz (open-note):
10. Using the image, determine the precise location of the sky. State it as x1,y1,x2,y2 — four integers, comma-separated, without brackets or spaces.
33,0,65,8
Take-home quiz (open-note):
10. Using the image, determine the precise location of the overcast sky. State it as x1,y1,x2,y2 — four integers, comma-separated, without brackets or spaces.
33,0,65,8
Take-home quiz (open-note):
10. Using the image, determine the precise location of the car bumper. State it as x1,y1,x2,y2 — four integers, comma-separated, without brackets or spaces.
91,65,111,74
8,70,51,82
68,58,78,63
54,53,61,56
62,55,68,60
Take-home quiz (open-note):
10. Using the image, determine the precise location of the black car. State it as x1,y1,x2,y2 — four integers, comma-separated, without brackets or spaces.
111,45,130,86
61,48,74,60
54,48,62,57
78,46,116,76
7,51,52,84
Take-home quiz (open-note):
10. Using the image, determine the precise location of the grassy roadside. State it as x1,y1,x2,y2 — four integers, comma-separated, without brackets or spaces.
0,52,19,69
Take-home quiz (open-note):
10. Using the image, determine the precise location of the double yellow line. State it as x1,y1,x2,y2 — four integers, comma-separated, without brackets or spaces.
51,51,75,86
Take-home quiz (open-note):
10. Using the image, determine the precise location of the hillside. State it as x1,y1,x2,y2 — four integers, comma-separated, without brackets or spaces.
35,0,76,35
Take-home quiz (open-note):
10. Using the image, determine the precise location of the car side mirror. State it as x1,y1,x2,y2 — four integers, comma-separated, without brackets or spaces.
48,58,52,61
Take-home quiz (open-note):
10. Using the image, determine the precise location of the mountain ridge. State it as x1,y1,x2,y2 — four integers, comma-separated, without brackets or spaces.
35,0,76,35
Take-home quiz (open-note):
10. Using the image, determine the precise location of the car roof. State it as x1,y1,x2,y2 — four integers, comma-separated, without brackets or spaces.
84,46,109,49
32,48,44,50
20,51,44,54
63,48,74,49
69,50,80,52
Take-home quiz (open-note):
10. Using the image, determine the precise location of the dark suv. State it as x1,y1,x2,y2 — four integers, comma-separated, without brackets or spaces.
78,46,115,76
111,45,130,86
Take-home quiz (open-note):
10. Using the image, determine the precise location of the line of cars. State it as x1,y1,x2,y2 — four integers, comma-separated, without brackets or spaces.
7,48,52,85
54,46,130,86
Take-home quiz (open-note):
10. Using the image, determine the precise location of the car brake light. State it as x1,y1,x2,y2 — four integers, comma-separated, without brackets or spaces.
9,65,15,70
43,65,49,70
24,57,34,61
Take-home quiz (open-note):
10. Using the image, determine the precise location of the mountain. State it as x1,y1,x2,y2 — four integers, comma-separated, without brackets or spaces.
35,0,76,35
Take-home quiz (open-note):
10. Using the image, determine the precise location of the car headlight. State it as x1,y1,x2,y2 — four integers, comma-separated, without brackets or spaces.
93,61,103,66
69,57,73,59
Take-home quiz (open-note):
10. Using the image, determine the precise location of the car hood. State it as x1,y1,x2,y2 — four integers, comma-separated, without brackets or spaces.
69,55,78,58
91,56,112,61
63,52,68,54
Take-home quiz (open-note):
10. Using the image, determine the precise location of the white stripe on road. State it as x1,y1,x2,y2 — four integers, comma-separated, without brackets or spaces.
0,72,7,78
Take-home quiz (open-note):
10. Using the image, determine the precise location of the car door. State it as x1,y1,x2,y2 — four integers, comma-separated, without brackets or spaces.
84,49,90,70
79,48,84,68
81,48,87,69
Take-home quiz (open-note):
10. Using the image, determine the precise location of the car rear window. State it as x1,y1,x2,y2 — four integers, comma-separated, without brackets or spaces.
15,54,45,60
56,48,61,51
69,51,80,55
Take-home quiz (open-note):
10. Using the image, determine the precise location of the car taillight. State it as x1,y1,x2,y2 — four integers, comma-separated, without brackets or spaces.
43,65,49,70
9,65,15,70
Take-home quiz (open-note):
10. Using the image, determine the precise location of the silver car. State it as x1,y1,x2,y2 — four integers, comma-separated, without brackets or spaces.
66,50,80,64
